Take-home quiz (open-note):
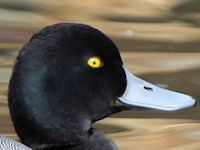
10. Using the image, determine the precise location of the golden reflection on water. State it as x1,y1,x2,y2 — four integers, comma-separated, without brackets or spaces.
0,0,200,149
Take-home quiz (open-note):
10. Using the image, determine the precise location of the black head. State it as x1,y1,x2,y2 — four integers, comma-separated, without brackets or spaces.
8,23,196,149
8,23,127,148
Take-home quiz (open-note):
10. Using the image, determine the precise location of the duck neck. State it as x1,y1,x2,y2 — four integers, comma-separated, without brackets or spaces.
34,128,118,150
29,117,92,149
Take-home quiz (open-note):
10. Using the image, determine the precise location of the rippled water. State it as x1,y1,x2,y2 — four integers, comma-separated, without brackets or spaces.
1,0,200,149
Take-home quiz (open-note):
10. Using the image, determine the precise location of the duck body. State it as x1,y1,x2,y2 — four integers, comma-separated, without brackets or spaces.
0,136,31,150
6,23,195,150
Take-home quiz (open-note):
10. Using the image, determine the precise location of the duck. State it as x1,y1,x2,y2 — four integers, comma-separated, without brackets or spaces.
2,23,195,150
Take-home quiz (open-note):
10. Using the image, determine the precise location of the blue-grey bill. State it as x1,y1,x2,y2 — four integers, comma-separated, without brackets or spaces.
118,66,196,111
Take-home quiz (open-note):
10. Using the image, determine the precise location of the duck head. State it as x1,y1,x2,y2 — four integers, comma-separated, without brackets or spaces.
8,23,195,149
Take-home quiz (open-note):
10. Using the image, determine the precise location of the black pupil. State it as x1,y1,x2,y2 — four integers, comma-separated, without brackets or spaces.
93,61,96,65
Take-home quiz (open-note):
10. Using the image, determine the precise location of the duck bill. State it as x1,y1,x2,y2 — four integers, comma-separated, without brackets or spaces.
118,67,196,111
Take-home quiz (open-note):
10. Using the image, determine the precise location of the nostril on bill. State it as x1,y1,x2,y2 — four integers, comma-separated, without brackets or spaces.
144,86,153,91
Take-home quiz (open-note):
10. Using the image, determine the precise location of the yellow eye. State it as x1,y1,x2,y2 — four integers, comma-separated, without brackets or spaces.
87,56,103,68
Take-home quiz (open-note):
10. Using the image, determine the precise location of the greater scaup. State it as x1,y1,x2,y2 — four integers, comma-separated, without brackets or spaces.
4,23,195,150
